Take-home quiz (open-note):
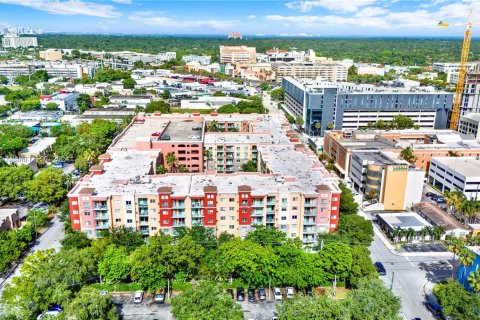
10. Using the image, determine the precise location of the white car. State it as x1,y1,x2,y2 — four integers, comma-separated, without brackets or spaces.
273,287,283,301
133,290,143,304
286,287,294,299
188,135,200,139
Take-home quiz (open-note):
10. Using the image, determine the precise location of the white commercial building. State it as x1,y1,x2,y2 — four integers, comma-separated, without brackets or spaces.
458,113,480,140
356,63,385,76
2,36,37,48
109,95,153,109
219,46,256,64
428,157,480,200
182,55,211,65
272,62,347,82
40,92,79,111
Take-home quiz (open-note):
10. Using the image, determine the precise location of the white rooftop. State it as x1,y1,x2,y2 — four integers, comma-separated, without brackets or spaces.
21,137,56,155
377,212,432,231
432,157,480,177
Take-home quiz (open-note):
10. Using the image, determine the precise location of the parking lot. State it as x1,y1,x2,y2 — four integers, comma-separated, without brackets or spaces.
112,291,281,320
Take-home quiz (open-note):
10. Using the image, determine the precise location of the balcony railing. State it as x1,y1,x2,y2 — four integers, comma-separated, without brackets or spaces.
173,222,186,227
93,205,108,210
251,210,264,217
303,228,316,234
192,211,204,218
266,199,276,205
304,201,317,207
302,238,316,243
266,218,275,223
304,210,316,216
138,201,148,207
192,221,204,226
252,220,263,226
94,214,108,220
303,219,316,226
251,202,263,207
95,223,109,229
140,229,149,235
172,203,185,209
139,220,149,225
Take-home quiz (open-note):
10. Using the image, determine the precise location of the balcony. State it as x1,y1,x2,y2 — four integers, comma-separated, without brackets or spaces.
251,210,264,217
139,209,148,216
94,214,108,220
138,201,148,207
252,220,263,226
173,222,186,227
172,213,186,219
304,210,316,216
95,223,109,229
93,205,108,210
266,218,275,223
140,229,149,235
172,203,185,209
140,220,149,225
192,210,204,218
304,201,317,207
251,201,263,207
303,227,316,234
303,219,316,226
266,199,276,205
191,201,203,208
302,237,316,244
266,209,275,214
192,220,204,226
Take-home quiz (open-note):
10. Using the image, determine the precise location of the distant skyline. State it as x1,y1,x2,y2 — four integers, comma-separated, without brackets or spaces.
0,0,479,37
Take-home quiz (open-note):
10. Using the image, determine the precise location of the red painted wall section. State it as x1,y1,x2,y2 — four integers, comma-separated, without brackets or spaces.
238,192,252,225
329,192,341,232
203,193,217,226
68,196,81,230
159,194,173,227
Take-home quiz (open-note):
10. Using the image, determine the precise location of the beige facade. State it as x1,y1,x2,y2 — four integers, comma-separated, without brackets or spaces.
39,49,62,61
272,62,347,82
219,46,256,64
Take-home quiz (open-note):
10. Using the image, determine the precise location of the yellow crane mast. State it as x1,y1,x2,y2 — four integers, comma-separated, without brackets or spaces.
438,10,472,130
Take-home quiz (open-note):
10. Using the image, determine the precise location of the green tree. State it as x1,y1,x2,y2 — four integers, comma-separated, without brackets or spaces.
468,270,480,293
0,165,34,198
245,226,290,248
296,116,304,126
338,214,374,245
77,93,92,113
399,147,417,164
61,230,92,250
286,115,295,124
44,102,59,111
217,103,239,113
123,77,136,89
270,88,284,100
0,134,29,156
338,181,359,216
435,279,480,320
318,242,353,282
144,101,171,113
98,245,130,284
165,152,177,173
171,281,243,320
161,90,171,99
24,168,69,204
391,114,415,130
101,226,144,254
0,75,8,84
62,287,118,320
348,277,402,320
276,295,350,320
241,160,257,172
348,246,377,288
27,209,49,231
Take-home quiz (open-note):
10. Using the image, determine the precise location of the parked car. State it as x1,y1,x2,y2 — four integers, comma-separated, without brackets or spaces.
154,289,166,304
151,132,161,137
273,287,283,301
425,300,442,316
37,305,63,319
286,287,294,299
236,288,245,301
425,192,435,198
248,288,256,302
47,305,63,312
52,162,64,169
188,135,200,139
258,288,266,300
305,286,314,297
226,289,234,299
133,290,143,304
160,135,171,140
375,262,387,276
192,125,202,130
435,198,447,204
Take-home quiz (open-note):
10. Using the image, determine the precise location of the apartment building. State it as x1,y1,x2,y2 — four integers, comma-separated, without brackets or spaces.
282,77,453,136
68,113,340,245
2,36,37,48
458,113,480,140
272,62,347,82
0,61,99,79
182,55,211,65
460,63,480,115
219,46,256,64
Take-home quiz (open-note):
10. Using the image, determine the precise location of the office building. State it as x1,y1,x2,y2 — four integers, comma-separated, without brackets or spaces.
458,113,480,140
219,46,256,64
0,61,99,79
1,36,37,48
39,49,63,61
356,64,385,76
282,77,453,136
428,157,480,200
67,113,341,244
262,48,306,63
40,92,78,112
272,62,347,82
228,32,242,39
182,55,211,65
349,150,423,210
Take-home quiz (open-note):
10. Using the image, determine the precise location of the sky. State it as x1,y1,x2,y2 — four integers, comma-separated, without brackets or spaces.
0,0,479,36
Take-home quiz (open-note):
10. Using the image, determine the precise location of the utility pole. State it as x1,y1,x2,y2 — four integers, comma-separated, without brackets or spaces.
333,274,337,297
390,272,395,290
167,278,170,302
320,239,324,251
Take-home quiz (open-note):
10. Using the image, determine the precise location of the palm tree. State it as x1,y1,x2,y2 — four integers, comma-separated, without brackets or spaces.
419,227,429,243
406,228,415,242
165,152,177,173
448,150,460,157
314,122,321,136
468,270,480,292
432,225,446,241
447,237,466,278
178,164,189,173
459,248,476,286
423,226,433,242
398,229,407,243
461,200,480,225
444,189,465,215
392,227,402,243
83,149,96,167
399,147,417,164
204,149,212,171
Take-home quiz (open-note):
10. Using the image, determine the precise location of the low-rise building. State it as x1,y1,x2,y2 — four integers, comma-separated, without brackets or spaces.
428,157,480,200
376,212,432,242
39,49,63,61
21,137,56,158
182,55,211,65
356,63,385,76
109,95,153,109
413,202,469,238
272,62,347,82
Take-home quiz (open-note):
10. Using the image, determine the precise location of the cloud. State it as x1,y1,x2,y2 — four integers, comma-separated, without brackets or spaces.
111,0,132,3
285,0,377,13
129,11,238,30
0,0,121,18
248,15,256,19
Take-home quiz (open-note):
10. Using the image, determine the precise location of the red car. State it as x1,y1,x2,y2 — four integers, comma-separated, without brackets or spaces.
151,132,161,137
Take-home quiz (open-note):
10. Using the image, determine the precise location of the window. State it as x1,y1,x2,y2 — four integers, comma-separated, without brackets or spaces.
332,197,338,201
230,216,235,221
85,221,91,226
229,198,235,202
208,209,214,214
73,210,78,214
221,198,226,202
221,207,226,211
126,210,132,214
115,218,121,223
163,210,168,215
292,215,297,220
229,225,234,230
163,219,169,224
242,209,248,213
127,219,133,223
84,212,90,216
220,216,226,221
126,201,132,205
151,218,157,222
114,209,120,214
113,200,120,205
208,219,214,223
320,217,326,222
331,215,337,219
150,199,156,203
221,225,226,230
151,209,157,213
72,201,78,205
151,227,157,231
73,219,79,224
293,197,298,201
242,218,248,222
82,202,90,209
292,206,298,210
281,216,287,221
162,201,168,207
291,233,296,237
332,206,337,210
229,207,235,211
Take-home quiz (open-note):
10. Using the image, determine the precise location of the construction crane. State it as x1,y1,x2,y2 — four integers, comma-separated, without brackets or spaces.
438,10,473,130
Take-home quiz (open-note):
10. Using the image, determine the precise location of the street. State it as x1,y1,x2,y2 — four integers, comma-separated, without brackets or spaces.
0,215,64,293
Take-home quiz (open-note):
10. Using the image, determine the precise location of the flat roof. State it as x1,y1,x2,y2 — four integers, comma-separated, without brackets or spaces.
21,137,56,155
431,157,480,178
377,212,431,231
352,150,407,165
413,202,468,231
0,209,18,220
161,120,203,142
